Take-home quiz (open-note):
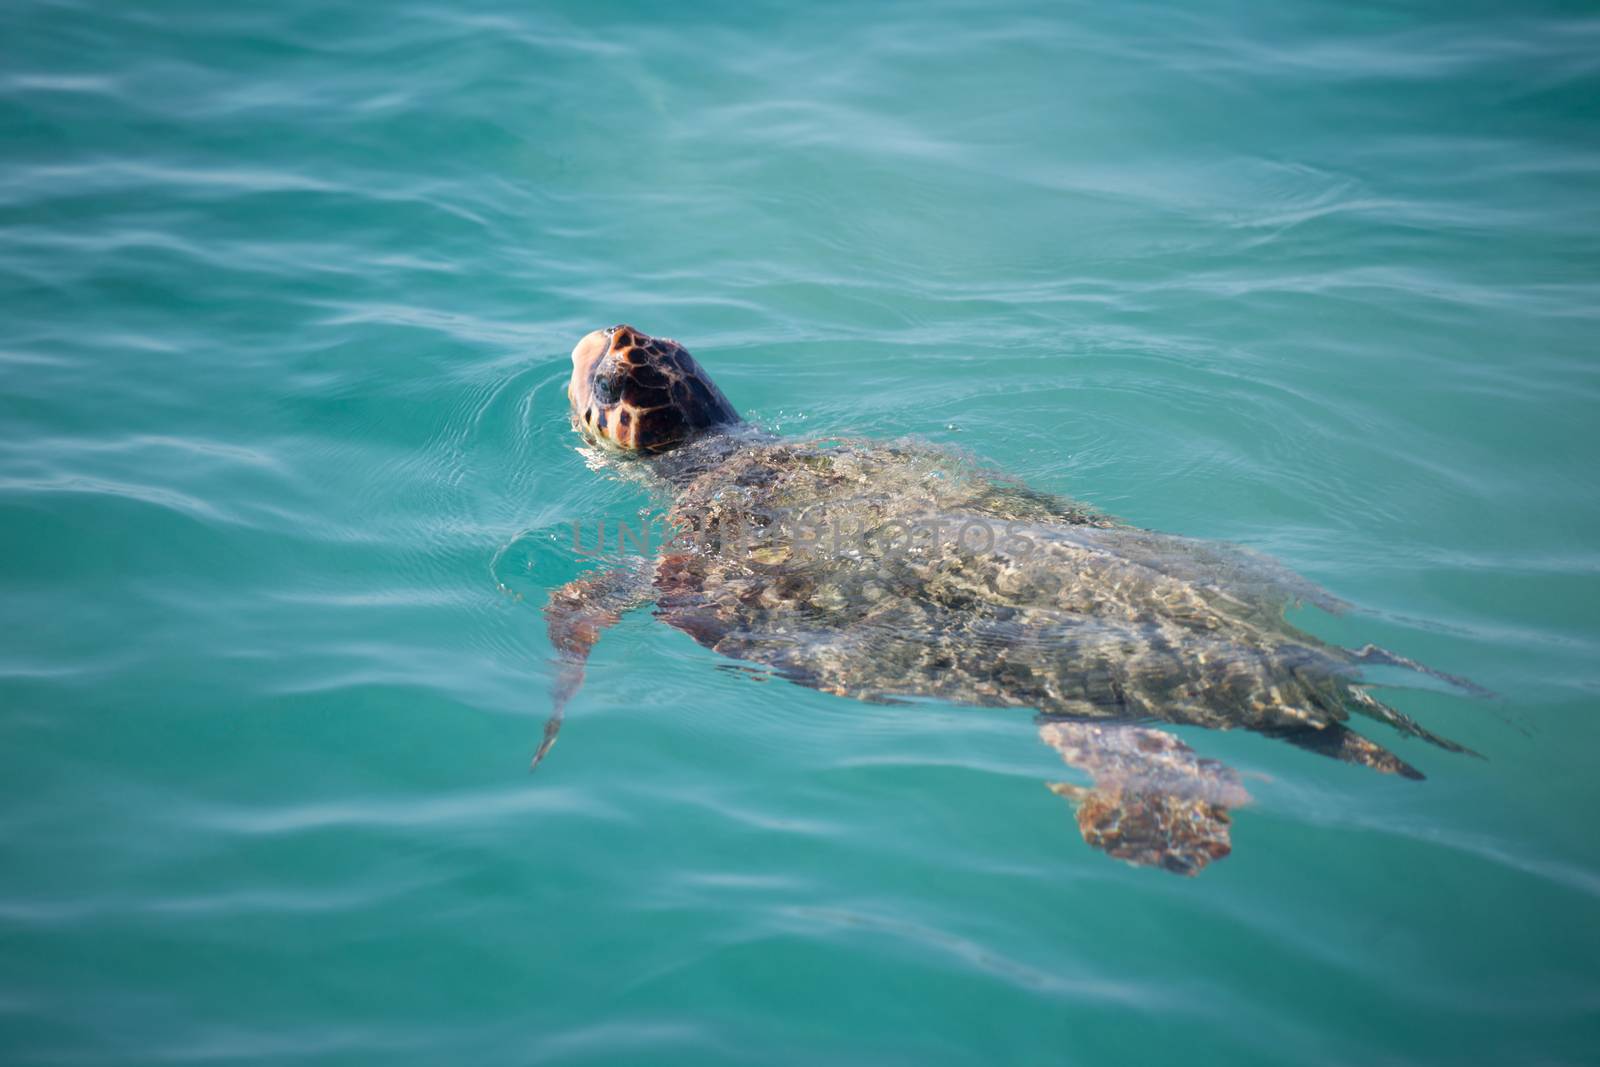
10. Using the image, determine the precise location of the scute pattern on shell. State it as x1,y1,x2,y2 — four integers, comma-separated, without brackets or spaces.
650,434,1410,768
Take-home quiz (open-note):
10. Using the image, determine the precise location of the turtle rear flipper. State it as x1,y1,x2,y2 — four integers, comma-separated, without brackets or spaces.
1351,643,1495,699
1038,721,1251,876
1267,720,1427,779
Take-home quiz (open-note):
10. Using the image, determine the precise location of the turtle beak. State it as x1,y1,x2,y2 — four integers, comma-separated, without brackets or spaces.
568,328,612,418
571,328,610,379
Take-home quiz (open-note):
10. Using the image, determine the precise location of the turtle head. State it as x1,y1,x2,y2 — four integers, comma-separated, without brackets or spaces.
567,325,740,453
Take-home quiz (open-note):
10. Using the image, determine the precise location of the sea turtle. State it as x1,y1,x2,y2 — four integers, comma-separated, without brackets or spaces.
538,324,1485,875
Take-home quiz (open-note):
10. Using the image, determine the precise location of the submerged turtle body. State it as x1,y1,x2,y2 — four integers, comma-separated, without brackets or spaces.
543,326,1481,875
651,435,1419,763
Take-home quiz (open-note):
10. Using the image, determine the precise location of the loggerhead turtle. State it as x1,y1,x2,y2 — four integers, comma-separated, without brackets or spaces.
538,324,1485,875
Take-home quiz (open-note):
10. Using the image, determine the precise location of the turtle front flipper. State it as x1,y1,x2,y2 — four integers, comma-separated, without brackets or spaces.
538,560,655,769
1037,721,1252,876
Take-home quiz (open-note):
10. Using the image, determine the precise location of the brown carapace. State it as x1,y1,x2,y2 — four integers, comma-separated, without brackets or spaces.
567,325,740,452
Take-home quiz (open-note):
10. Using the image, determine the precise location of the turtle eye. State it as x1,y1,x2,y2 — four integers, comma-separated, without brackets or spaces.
591,366,621,404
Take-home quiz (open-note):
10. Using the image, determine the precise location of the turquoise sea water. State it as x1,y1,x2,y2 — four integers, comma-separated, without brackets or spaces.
3,0,1599,1062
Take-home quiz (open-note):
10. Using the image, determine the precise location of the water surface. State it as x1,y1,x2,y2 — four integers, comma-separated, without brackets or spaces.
2,1,1599,1063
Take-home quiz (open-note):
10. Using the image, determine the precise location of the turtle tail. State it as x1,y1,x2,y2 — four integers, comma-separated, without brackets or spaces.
1345,686,1482,759
1314,643,1488,763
